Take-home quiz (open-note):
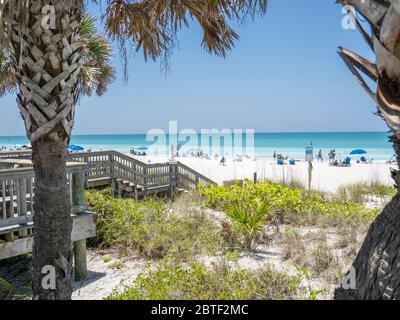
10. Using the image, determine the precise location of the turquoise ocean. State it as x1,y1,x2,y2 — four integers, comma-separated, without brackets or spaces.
0,132,394,161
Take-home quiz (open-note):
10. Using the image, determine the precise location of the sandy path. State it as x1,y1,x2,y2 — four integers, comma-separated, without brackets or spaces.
72,251,147,300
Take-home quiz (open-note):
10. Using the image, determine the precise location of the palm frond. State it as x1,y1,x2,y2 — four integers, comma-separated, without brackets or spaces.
0,256,32,300
0,48,16,96
80,14,97,36
104,0,267,68
0,13,115,97
78,16,116,96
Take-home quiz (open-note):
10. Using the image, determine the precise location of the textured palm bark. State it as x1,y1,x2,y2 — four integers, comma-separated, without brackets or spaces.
6,0,83,299
335,137,400,300
334,0,400,300
31,132,73,300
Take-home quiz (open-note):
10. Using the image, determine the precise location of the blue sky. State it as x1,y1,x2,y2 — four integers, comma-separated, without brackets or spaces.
0,0,387,135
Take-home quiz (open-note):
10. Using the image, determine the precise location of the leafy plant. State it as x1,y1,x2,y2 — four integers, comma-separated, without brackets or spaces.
106,260,301,300
223,200,273,251
107,260,125,270
294,264,325,300
200,180,379,227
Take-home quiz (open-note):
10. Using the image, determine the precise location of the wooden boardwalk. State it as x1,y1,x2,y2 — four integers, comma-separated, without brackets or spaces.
0,150,216,279
0,150,216,275
0,150,217,197
0,163,95,279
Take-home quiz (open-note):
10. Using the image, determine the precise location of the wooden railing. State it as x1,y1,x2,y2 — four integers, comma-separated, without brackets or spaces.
0,150,217,193
0,150,216,276
68,150,217,191
0,163,87,229
177,161,216,190
0,150,32,159
0,163,96,279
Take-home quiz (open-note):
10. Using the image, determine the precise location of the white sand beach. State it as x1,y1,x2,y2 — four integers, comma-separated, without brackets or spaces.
133,155,397,192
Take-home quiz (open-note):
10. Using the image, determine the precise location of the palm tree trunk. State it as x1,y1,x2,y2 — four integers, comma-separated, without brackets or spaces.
31,134,73,300
8,0,83,299
335,136,400,300
334,0,400,300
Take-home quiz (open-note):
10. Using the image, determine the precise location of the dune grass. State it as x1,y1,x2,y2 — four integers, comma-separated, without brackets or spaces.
337,182,396,204
106,259,301,300
85,189,222,261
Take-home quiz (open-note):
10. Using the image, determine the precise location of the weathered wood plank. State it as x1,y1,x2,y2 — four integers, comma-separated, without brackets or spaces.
0,212,96,260
0,237,33,260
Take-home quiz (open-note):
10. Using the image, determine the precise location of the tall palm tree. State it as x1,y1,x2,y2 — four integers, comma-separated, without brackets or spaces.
0,9,115,300
334,0,400,300
0,0,267,300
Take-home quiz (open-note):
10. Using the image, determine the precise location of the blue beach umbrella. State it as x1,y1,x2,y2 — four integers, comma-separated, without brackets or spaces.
350,149,367,155
69,145,84,151
138,146,148,151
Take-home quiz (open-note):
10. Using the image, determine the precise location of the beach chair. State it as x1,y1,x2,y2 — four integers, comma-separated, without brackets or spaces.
344,157,351,167
360,156,367,164
277,159,284,165
289,159,296,165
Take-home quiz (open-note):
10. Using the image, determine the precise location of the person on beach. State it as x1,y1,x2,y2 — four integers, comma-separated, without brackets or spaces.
273,150,277,160
317,149,323,162
328,149,336,165
220,156,226,166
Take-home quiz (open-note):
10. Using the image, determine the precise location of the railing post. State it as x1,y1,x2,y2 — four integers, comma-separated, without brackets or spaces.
110,152,115,197
18,178,28,237
143,166,148,197
169,161,177,197
74,239,87,281
71,170,88,281
71,171,86,214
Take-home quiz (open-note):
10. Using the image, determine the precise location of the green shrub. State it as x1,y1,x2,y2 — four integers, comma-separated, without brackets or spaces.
199,180,303,215
200,181,378,227
85,191,221,260
106,260,301,300
223,201,273,251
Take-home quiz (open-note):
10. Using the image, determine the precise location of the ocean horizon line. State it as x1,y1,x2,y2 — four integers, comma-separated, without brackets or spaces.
0,130,390,138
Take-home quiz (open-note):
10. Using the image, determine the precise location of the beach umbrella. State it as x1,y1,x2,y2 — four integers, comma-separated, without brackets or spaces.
350,149,367,155
70,145,84,151
138,146,148,150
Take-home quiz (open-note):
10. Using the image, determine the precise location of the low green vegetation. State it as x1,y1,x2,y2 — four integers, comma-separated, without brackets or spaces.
106,260,301,300
337,182,396,203
223,201,273,251
199,180,379,227
0,256,31,300
85,189,221,261
85,178,388,300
